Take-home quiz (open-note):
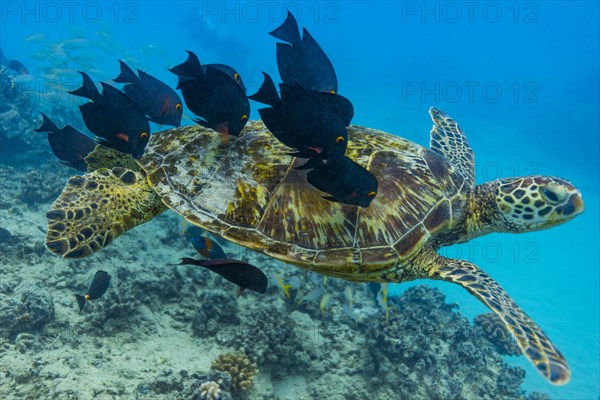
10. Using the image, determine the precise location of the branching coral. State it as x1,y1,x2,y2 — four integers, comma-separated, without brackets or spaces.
198,380,221,400
211,352,257,393
474,313,521,356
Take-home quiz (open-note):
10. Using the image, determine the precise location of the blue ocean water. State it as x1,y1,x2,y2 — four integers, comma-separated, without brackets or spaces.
1,1,598,398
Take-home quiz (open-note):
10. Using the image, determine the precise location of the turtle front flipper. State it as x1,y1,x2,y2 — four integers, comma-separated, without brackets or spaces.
429,255,570,385
45,167,167,258
428,107,475,188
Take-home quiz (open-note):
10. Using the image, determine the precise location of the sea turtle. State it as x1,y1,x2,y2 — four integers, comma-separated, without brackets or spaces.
44,108,584,385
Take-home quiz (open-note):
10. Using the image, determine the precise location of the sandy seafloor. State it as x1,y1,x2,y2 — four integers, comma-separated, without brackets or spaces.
1,1,599,399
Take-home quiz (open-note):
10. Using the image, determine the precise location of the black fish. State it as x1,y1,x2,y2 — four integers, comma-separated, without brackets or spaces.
69,72,150,158
179,258,268,296
185,226,227,259
307,156,378,207
75,270,111,312
249,72,347,161
169,51,246,91
270,11,337,94
280,83,354,127
113,61,183,127
269,13,353,125
170,51,249,140
33,112,95,171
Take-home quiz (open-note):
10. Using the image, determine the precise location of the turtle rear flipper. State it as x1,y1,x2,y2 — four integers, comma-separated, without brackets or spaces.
45,167,167,258
430,255,570,386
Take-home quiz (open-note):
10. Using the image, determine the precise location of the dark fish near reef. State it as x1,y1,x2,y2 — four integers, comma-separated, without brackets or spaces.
178,258,268,296
113,61,183,127
0,227,14,244
270,11,337,94
8,60,28,75
69,72,150,157
184,226,227,259
249,72,347,161
0,47,29,75
307,156,378,207
75,270,111,312
33,112,95,171
169,51,249,141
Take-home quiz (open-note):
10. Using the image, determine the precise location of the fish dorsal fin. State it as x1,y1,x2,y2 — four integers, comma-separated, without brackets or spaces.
33,112,60,133
169,50,203,80
428,107,475,188
69,72,100,100
113,60,139,84
137,69,160,83
248,72,281,107
269,11,301,44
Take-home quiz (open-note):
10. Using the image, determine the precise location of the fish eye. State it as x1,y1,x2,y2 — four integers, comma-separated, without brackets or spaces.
329,90,336,94
176,103,182,110
336,136,345,144
234,73,240,80
368,191,376,197
241,114,248,121
140,132,149,140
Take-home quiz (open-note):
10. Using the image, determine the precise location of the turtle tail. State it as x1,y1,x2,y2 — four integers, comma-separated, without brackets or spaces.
45,167,167,258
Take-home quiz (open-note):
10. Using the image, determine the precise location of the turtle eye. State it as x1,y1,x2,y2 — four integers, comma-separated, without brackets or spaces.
541,187,560,203
176,103,182,110
336,136,345,144
140,132,149,140
241,114,248,121
368,191,376,197
234,73,240,80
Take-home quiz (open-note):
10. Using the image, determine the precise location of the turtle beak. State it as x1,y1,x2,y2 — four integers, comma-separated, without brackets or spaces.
565,192,585,216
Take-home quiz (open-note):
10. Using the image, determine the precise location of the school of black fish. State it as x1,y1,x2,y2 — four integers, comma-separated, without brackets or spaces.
33,12,380,307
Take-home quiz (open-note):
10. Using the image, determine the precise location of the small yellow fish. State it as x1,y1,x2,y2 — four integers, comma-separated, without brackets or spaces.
382,283,389,322
274,273,292,298
320,293,332,319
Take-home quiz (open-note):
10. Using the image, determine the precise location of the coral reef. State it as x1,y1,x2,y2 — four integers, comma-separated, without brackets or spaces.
141,369,233,400
474,312,521,356
211,352,258,394
192,290,240,337
365,285,528,399
0,283,55,341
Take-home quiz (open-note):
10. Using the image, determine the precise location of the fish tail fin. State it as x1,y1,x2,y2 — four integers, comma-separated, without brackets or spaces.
33,112,60,133
269,11,301,44
248,72,281,106
178,257,203,266
68,72,99,100
113,60,139,83
74,294,86,312
169,50,202,80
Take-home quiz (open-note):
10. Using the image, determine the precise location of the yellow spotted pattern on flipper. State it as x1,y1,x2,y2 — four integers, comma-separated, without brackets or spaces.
45,167,167,258
430,255,570,385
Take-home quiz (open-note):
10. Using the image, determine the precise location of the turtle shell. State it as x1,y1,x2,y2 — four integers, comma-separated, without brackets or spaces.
136,121,467,282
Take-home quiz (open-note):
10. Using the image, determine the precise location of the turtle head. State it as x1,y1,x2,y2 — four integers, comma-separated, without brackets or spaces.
492,176,584,232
